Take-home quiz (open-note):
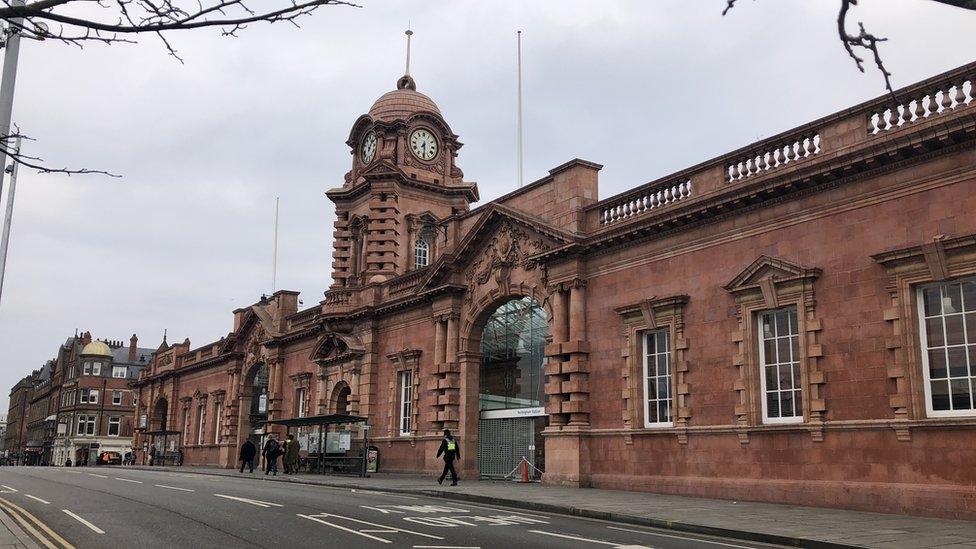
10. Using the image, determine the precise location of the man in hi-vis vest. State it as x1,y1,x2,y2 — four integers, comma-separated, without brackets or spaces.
435,429,460,486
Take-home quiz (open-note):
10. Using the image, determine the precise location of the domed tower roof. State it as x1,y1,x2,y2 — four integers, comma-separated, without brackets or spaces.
368,75,442,122
81,340,113,358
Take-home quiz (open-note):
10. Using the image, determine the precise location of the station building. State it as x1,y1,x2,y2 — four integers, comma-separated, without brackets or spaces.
132,62,976,519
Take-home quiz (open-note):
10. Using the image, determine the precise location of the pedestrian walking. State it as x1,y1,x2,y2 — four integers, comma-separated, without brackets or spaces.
435,429,460,486
239,439,257,473
283,434,300,475
262,434,280,476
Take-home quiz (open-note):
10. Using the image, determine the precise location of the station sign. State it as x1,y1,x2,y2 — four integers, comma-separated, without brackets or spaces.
479,406,546,420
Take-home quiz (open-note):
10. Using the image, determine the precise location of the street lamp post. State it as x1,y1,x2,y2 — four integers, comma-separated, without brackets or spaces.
0,0,24,199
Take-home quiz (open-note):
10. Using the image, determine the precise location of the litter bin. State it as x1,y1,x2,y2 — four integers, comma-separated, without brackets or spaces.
365,446,379,474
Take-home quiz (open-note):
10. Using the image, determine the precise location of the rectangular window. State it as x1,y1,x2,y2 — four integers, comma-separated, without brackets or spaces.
83,361,92,375
183,407,191,446
297,388,307,418
213,403,222,444
197,406,206,445
80,390,89,404
77,415,96,436
918,279,976,417
112,366,127,378
642,329,673,427
92,362,101,376
758,308,802,424
113,390,123,405
399,370,413,436
108,417,121,436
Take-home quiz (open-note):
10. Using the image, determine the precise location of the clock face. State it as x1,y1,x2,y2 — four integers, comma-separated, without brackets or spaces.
361,132,377,163
409,128,438,161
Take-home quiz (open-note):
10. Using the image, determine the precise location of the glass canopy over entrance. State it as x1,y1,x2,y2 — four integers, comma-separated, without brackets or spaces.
478,297,548,478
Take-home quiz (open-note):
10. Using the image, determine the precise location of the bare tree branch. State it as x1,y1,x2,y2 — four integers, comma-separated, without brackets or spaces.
2,128,121,177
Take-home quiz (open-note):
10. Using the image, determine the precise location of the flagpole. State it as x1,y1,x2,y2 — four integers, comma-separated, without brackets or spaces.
517,30,524,188
272,196,279,293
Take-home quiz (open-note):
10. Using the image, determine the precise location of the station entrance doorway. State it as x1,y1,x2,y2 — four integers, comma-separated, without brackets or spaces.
477,297,548,479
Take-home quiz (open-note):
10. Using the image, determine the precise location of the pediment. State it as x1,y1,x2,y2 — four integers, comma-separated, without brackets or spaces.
724,255,822,294
417,204,576,291
309,332,365,367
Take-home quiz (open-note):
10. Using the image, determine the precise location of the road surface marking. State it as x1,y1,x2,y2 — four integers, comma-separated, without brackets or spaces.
528,529,651,548
214,494,283,508
0,496,74,549
413,546,481,548
0,485,17,493
298,512,443,543
155,484,195,492
114,478,143,484
62,509,105,534
64,470,83,474
607,526,758,548
87,473,108,478
24,494,50,505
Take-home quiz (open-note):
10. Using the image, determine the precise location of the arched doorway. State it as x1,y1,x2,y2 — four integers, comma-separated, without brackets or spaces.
331,382,351,414
151,398,168,431
477,297,548,479
246,363,269,447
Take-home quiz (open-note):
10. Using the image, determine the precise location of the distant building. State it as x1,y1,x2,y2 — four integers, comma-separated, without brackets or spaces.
0,413,7,453
4,332,153,465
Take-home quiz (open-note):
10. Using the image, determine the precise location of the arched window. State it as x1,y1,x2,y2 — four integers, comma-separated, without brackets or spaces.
414,237,430,268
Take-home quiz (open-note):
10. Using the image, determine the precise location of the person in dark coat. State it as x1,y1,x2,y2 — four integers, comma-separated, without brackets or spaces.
435,429,460,486
239,439,257,473
262,434,280,476
283,434,300,475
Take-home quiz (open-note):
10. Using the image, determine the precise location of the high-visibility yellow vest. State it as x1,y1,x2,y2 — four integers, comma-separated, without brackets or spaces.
446,440,456,451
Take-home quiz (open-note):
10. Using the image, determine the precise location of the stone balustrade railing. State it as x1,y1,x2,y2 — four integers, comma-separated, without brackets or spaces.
323,289,355,307
726,133,821,183
584,61,975,232
599,179,692,226
388,267,429,296
868,77,973,134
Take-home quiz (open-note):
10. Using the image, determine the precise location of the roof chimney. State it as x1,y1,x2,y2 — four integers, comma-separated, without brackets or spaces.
129,334,138,362
82,331,92,345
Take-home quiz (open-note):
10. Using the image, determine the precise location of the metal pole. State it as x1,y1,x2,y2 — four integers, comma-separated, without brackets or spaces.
0,135,20,303
0,0,24,203
517,30,524,188
271,196,279,292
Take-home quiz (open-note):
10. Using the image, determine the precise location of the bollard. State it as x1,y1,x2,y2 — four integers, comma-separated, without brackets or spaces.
519,458,529,483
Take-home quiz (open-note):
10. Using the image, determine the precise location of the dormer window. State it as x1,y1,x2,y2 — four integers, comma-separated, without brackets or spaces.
415,237,430,268
112,366,127,379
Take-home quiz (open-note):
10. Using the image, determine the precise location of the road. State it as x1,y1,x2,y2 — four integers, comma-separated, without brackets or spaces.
0,466,788,549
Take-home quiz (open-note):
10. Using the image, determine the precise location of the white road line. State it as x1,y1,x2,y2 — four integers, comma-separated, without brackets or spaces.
24,495,50,505
528,529,651,547
114,478,143,484
413,546,481,548
86,473,108,479
0,485,17,493
154,484,194,492
64,470,82,474
607,526,758,548
298,514,392,544
214,494,283,508
62,509,105,534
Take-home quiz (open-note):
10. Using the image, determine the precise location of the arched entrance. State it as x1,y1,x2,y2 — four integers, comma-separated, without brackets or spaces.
331,382,351,414
245,363,269,447
151,398,168,431
476,297,548,479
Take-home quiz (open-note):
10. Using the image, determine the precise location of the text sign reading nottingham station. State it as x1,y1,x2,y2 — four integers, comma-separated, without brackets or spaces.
480,407,546,420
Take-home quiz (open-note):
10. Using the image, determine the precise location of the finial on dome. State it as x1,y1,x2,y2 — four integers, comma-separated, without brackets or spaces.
398,27,417,91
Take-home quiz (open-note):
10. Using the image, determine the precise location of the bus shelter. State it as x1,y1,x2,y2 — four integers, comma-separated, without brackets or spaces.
144,429,183,466
263,414,369,477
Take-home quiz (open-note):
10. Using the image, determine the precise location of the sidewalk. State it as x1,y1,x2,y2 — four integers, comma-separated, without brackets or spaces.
129,465,976,549
0,505,41,549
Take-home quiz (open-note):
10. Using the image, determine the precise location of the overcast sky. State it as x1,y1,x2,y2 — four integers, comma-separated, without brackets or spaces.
1,0,973,411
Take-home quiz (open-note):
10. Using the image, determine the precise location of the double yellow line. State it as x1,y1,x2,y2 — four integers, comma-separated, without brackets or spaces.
0,496,74,549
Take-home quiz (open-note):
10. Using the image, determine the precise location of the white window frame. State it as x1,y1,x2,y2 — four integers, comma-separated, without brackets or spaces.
213,402,222,444
297,388,307,418
197,406,206,445
112,390,123,405
83,361,92,375
108,417,121,437
414,237,429,269
758,307,803,425
917,278,976,418
398,370,413,436
642,329,673,428
77,415,96,436
91,362,101,376
183,407,191,446
112,366,127,379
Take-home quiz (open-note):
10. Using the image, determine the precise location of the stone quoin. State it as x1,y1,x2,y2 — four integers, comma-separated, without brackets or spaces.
131,61,976,520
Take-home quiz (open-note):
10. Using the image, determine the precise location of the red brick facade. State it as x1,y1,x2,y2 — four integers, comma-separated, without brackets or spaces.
133,62,976,519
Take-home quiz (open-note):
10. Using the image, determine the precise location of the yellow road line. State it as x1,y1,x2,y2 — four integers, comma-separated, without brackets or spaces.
0,496,75,549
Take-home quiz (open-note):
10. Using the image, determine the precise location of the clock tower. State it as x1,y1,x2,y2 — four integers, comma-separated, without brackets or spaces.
326,72,479,288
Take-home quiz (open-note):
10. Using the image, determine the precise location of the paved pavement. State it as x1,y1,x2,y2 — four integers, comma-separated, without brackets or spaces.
0,466,796,549
119,465,976,548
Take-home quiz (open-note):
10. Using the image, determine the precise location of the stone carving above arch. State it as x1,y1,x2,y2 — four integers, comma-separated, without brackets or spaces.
309,332,366,367
464,221,554,304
